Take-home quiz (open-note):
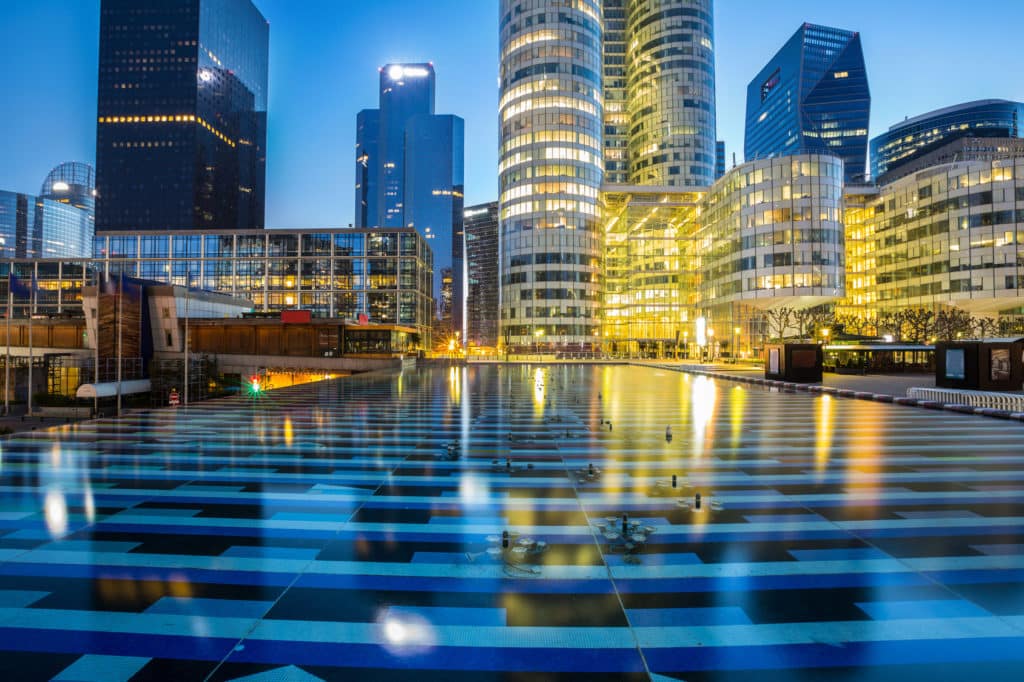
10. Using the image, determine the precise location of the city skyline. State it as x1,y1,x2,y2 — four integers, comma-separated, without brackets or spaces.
1,0,1023,229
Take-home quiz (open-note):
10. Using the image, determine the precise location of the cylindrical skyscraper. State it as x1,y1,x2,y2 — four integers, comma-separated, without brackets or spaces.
498,0,604,350
626,0,716,186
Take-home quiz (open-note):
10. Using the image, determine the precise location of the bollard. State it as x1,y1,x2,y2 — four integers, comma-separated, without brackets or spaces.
505,458,512,471
502,530,509,549
621,514,628,535
608,422,612,431
588,463,594,475
694,492,702,510
672,475,677,488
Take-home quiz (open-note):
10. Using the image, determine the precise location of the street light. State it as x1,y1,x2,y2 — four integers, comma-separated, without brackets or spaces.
821,328,830,345
733,325,741,359
707,328,715,362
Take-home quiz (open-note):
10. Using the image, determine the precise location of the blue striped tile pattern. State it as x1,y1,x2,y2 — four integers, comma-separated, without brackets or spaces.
0,364,1021,680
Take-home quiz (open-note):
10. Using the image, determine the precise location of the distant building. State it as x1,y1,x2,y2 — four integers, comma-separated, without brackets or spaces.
745,23,870,183
0,176,93,260
40,162,96,219
463,202,498,347
715,141,726,179
870,99,1024,183
95,0,269,231
354,64,464,320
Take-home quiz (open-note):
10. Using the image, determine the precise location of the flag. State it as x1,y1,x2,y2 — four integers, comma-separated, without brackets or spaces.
8,273,30,299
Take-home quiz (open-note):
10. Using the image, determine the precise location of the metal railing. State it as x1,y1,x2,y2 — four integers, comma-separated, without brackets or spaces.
907,386,1024,411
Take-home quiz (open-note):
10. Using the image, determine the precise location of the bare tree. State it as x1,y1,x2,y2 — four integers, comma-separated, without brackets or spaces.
901,308,936,344
876,311,904,341
835,313,869,336
934,308,974,341
764,307,793,340
973,316,1000,339
792,308,815,339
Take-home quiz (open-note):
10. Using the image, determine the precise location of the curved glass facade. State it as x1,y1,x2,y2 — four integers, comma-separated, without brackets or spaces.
697,154,846,310
870,99,1024,182
499,0,604,349
40,161,96,218
626,0,716,186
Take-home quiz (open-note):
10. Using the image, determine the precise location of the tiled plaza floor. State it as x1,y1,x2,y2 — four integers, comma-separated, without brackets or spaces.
0,365,1022,680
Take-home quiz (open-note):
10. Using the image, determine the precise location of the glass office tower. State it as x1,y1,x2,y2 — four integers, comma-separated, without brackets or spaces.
870,99,1023,182
625,0,716,186
353,64,464,321
499,0,604,350
744,23,870,183
40,162,96,219
354,109,381,228
404,114,465,317
0,192,93,259
95,0,269,231
464,201,499,347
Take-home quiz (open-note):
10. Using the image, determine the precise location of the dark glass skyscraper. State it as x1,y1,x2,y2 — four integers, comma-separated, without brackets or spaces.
870,99,1023,182
463,201,499,348
354,64,464,320
95,0,269,232
744,23,870,183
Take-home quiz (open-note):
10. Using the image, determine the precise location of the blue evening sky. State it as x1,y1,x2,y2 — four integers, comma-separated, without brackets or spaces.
1,1,1021,228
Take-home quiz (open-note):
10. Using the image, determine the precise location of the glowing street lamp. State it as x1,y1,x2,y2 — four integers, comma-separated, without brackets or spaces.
821,328,830,344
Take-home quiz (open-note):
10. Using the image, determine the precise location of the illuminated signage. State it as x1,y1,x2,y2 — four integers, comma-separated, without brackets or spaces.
464,208,489,217
387,65,430,80
760,68,780,102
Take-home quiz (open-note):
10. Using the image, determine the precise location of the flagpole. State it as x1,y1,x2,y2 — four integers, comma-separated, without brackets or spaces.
4,269,10,417
184,273,190,406
116,271,123,417
93,269,99,417
27,268,33,417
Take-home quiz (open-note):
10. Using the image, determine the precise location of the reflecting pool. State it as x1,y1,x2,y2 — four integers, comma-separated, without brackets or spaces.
0,365,1023,680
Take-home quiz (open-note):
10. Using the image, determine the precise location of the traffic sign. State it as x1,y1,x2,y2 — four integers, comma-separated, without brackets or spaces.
169,389,180,407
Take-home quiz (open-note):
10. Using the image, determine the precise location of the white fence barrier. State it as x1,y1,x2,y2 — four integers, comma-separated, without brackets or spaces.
907,386,1024,411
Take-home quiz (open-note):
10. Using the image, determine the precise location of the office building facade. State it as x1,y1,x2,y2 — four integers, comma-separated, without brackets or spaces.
745,23,870,183
354,64,464,321
95,0,269,232
499,0,605,349
499,0,718,349
463,202,499,347
870,99,1024,183
40,162,96,219
842,157,1024,319
625,0,716,187
0,191,93,260
89,227,434,342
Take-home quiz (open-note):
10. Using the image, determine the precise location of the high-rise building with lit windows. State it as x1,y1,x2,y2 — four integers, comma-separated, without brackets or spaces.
499,0,717,350
870,99,1024,183
464,201,499,347
745,23,870,183
499,0,605,349
625,0,717,186
95,0,269,232
354,64,464,319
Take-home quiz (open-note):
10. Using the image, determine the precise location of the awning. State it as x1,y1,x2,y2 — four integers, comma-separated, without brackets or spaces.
76,379,152,399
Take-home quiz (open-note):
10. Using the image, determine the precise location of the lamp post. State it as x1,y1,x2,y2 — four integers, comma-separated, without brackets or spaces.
534,327,544,354
707,328,715,362
733,325,741,359
821,327,830,345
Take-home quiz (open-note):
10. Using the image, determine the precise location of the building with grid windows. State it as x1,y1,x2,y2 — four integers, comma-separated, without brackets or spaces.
0,192,93,260
870,99,1023,183
744,23,870,183
88,228,435,342
95,0,269,232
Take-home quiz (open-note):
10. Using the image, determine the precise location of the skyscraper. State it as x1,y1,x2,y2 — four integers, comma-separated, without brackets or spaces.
744,23,870,183
499,0,605,350
354,64,464,320
95,0,269,232
463,201,499,348
625,0,716,186
499,0,717,350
